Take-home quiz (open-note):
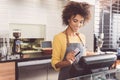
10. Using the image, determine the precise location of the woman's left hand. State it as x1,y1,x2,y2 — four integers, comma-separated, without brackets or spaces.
86,51,96,56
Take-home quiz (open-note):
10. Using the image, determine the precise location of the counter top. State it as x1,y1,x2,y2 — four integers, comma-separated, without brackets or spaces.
0,52,51,63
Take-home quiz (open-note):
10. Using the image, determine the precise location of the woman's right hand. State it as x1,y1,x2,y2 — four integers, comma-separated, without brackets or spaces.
66,51,75,64
55,51,76,68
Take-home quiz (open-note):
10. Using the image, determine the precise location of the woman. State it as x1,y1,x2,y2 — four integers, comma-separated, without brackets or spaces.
51,1,92,80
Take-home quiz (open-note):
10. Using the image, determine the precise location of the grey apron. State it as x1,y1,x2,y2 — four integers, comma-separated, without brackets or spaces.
58,43,85,80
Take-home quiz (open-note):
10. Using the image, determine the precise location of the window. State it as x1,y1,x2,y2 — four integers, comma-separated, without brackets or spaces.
94,0,120,51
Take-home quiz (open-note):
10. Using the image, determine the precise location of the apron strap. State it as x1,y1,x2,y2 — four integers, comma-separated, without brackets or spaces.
65,29,84,47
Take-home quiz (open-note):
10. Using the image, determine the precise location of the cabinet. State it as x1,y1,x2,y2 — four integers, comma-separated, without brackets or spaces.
18,64,47,80
18,63,58,80
0,62,16,80
47,63,58,80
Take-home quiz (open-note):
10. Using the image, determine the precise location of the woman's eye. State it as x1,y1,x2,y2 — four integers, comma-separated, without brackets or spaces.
80,20,84,24
73,19,84,24
73,20,77,22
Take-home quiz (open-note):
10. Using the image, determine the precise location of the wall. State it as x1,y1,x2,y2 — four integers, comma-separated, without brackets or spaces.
0,0,9,32
0,0,94,50
79,6,95,51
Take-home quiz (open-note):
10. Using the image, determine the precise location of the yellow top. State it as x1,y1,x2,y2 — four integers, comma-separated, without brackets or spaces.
51,32,85,71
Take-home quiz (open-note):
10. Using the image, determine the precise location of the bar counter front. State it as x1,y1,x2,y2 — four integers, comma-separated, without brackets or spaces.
0,52,52,80
0,52,120,80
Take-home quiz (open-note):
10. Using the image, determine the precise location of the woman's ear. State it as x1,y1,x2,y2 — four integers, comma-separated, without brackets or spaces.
68,19,70,22
68,19,70,23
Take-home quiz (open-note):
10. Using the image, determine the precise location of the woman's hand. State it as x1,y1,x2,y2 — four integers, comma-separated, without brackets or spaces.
55,51,75,68
66,51,75,64
86,51,96,56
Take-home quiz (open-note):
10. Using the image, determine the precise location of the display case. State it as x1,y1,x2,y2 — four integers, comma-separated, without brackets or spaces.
66,69,120,80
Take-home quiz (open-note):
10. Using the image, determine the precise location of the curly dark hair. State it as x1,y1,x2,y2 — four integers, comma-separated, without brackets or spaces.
62,1,91,25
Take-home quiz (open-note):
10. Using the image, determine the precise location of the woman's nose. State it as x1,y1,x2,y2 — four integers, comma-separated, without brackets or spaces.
76,23,81,27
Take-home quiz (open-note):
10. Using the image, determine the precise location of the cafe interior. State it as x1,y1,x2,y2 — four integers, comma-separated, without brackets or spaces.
0,0,120,80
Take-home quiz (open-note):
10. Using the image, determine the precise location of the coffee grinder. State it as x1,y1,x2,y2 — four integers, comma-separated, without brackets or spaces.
12,30,22,55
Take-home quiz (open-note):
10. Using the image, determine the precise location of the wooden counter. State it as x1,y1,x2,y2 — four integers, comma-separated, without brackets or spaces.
0,62,16,80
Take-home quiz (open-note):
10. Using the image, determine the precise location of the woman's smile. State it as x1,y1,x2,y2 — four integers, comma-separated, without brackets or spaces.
68,14,84,32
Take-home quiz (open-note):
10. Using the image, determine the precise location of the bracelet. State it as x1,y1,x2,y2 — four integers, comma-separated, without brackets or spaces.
68,60,73,64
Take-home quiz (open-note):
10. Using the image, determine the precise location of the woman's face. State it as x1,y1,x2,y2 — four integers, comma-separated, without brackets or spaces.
68,14,84,32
